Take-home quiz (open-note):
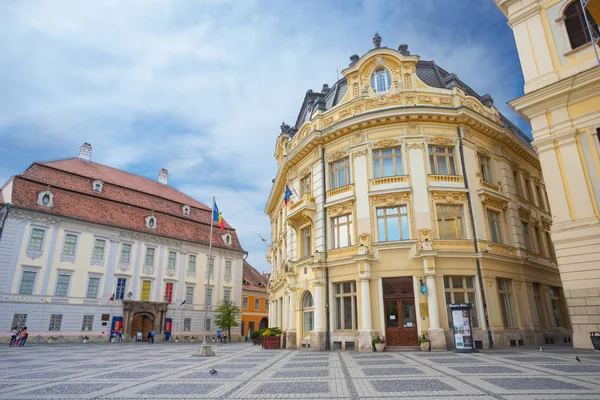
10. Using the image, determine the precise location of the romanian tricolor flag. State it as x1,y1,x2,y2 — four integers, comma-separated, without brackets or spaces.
284,185,293,205
213,202,225,229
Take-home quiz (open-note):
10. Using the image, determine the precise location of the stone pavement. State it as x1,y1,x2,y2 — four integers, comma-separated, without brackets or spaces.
1,342,600,399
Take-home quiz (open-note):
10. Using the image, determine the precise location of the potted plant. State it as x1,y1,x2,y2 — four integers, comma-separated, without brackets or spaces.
174,336,180,343
372,336,386,352
261,327,282,349
82,335,90,344
417,334,430,351
250,330,263,345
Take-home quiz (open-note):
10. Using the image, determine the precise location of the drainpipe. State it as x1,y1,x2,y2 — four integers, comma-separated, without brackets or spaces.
456,126,494,349
0,203,10,241
321,147,331,351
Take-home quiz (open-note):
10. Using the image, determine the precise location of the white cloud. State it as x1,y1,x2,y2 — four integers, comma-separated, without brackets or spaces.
0,0,527,272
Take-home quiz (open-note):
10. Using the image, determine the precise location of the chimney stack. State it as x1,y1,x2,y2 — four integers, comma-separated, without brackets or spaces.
79,143,92,162
158,168,169,185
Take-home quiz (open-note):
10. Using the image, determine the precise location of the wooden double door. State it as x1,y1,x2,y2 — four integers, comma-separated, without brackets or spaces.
384,298,418,346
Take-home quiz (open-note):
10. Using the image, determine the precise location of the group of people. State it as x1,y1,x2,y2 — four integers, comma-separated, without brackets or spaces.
147,329,156,343
9,327,28,347
216,329,228,344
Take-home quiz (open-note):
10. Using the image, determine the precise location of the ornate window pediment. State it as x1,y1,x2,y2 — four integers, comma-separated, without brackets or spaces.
92,180,104,193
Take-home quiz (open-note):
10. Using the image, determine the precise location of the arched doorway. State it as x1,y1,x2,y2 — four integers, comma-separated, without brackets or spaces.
259,317,268,330
302,291,314,338
130,312,154,341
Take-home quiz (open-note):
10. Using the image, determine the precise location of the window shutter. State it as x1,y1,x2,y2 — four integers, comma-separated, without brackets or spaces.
565,2,599,50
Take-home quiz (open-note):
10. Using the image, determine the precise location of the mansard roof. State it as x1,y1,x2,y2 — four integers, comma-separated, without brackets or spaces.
242,260,268,293
7,160,244,253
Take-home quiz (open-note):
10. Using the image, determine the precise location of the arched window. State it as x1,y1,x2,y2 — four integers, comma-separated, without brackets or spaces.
371,69,392,93
564,1,599,50
302,292,314,337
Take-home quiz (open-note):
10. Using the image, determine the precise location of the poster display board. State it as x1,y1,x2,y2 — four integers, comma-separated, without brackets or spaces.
448,303,475,353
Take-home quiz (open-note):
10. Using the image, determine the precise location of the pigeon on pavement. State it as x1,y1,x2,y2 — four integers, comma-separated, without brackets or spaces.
209,368,218,375
576,356,581,363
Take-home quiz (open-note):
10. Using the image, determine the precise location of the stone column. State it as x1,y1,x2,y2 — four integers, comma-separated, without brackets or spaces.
287,291,297,349
358,277,374,351
310,281,325,350
424,258,446,350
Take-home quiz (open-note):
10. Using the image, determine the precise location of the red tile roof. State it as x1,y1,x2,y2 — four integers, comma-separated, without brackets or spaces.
242,260,268,293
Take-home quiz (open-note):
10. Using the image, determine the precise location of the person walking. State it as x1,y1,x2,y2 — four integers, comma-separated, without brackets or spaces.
147,330,152,343
150,329,155,343
216,328,222,345
18,327,28,347
117,328,123,343
9,327,18,347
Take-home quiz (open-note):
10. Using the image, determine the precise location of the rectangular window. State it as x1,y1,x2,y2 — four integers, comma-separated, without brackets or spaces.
82,315,94,331
513,170,523,197
265,300,269,311
28,228,45,251
188,255,197,272
334,281,358,330
62,234,78,256
301,226,311,257
19,271,36,295
224,289,231,303
186,286,194,304
115,277,127,300
373,147,403,178
329,157,350,190
444,276,479,328
120,243,132,263
168,251,177,269
92,239,106,260
141,280,151,301
145,248,155,266
49,314,63,331
207,258,215,275
534,226,545,256
332,214,353,249
205,318,211,331
377,206,409,241
497,279,516,328
522,221,533,251
165,282,174,303
206,287,213,305
183,318,192,331
479,154,493,183
243,296,249,310
536,185,545,210
429,146,456,175
533,283,545,327
436,204,466,239
254,298,260,310
546,231,557,261
11,314,27,330
225,261,232,278
524,177,533,202
549,287,562,327
87,277,100,299
487,210,503,244
55,274,70,297
300,174,311,196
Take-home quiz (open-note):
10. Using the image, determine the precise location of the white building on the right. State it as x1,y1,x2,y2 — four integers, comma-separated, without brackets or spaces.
494,0,600,348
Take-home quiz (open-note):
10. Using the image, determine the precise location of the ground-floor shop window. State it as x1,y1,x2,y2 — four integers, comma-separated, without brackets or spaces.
184,318,192,331
334,281,358,330
81,315,94,331
49,314,63,331
497,278,516,328
444,276,479,328
12,313,27,329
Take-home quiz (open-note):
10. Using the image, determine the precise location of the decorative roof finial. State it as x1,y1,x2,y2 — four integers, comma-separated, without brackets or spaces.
373,32,382,48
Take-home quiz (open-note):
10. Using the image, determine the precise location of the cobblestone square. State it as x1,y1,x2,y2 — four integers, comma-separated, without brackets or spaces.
1,343,599,399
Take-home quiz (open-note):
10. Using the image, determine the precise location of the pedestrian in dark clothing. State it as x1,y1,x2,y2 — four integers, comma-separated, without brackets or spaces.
9,328,18,346
147,331,152,343
151,330,155,343
18,327,28,347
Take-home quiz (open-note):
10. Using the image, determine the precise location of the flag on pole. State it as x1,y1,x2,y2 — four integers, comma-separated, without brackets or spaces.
178,299,186,309
284,185,293,205
213,202,225,229
107,293,115,305
259,234,267,243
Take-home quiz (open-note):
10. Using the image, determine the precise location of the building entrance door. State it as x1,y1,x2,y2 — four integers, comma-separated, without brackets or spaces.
382,277,418,346
130,313,154,341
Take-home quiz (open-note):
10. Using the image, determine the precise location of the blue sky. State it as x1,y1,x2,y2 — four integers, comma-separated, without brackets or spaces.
0,0,527,273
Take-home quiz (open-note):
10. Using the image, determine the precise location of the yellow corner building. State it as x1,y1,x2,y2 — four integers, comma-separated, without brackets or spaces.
265,34,571,351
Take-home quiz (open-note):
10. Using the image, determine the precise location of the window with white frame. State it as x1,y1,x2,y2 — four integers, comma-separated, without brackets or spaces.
478,154,493,184
49,314,63,331
436,204,466,240
145,247,155,266
224,288,231,302
87,277,100,299
254,298,260,310
377,206,409,241
206,287,213,305
334,282,358,330
371,68,392,93
92,239,106,261
188,255,197,272
11,314,27,329
92,180,104,192
243,296,249,310
167,251,177,269
120,243,132,263
82,315,94,331
302,292,314,337
183,318,192,331
38,191,54,207
186,286,194,304
225,260,232,278
207,257,215,275
55,274,70,297
28,228,45,251
300,174,311,196
497,278,516,328
329,158,350,190
182,205,190,216
429,146,456,175
373,147,403,178
115,277,127,300
331,214,353,249
19,271,37,295
444,276,479,328
145,215,157,229
487,210,503,244
62,234,78,256
300,226,311,257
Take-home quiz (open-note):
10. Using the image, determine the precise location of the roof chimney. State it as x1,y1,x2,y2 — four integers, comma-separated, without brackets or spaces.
79,143,92,162
158,168,168,185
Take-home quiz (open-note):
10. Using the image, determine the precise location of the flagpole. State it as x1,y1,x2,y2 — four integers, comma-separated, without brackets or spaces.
202,196,216,346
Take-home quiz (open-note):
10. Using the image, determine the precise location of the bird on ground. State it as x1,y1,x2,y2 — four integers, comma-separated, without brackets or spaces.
539,347,543,352
576,356,581,363
209,368,218,375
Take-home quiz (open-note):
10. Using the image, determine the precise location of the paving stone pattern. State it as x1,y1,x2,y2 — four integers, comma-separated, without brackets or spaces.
0,343,599,399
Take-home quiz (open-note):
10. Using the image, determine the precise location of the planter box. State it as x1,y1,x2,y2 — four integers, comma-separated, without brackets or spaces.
420,342,431,352
262,336,281,349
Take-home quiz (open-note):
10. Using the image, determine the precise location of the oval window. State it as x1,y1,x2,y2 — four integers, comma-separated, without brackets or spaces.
371,69,392,93
42,194,50,205
149,218,155,227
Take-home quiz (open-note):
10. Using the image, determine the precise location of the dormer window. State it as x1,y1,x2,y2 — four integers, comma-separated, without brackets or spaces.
145,215,157,229
371,68,392,93
221,233,232,245
92,180,104,193
182,205,191,216
37,190,54,208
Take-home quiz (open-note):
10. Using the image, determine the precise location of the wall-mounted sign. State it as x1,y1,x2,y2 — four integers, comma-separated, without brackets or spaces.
448,303,475,353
